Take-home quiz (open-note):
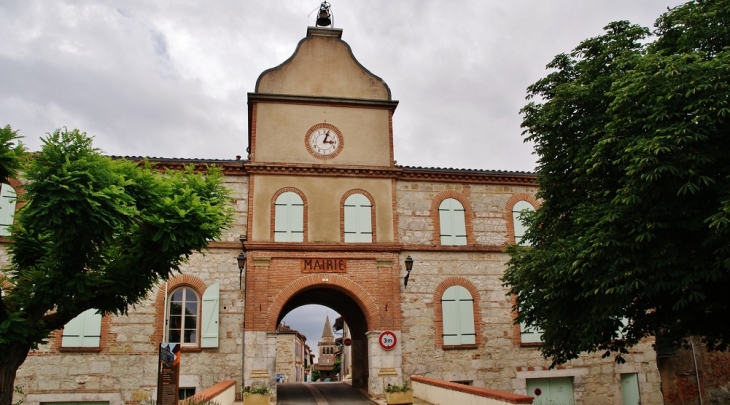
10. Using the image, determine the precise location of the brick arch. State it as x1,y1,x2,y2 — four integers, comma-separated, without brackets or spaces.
153,274,210,346
266,274,378,332
429,190,475,245
270,187,309,242
339,189,377,242
504,193,540,245
433,277,482,348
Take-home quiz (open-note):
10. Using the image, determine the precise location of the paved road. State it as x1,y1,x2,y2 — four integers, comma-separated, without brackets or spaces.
276,382,377,405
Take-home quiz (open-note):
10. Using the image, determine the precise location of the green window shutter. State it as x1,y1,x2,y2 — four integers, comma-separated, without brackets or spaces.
439,199,467,246
275,192,304,242
344,194,372,243
441,289,460,345
520,321,543,343
457,287,476,344
0,184,17,237
62,309,101,347
442,286,475,345
201,283,219,348
512,201,534,245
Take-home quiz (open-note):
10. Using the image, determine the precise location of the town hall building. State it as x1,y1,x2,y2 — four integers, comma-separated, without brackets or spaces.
4,20,663,405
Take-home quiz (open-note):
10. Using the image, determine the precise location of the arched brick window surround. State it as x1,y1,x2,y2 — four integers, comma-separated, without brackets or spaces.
340,189,376,243
270,187,308,242
153,274,210,349
433,277,482,348
430,191,475,246
504,194,540,245
266,274,378,332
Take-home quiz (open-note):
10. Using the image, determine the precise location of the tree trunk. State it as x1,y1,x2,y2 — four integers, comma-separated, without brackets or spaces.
0,344,30,405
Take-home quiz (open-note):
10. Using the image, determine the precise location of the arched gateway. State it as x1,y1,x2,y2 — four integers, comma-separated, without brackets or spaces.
241,24,404,398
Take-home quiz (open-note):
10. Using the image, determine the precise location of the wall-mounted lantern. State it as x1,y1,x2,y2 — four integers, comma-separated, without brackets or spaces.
237,235,247,289
403,255,414,288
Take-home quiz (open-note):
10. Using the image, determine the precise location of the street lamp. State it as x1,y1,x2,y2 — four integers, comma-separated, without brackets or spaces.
403,256,414,288
237,235,247,290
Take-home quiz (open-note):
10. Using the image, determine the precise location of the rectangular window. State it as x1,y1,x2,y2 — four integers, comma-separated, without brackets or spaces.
178,388,196,401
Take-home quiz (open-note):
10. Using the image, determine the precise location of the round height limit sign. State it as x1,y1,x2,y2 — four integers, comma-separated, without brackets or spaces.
378,331,397,351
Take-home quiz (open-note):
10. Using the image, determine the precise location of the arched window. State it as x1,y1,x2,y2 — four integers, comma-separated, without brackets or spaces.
512,201,535,245
441,285,476,345
344,193,372,243
168,287,199,345
275,191,304,242
439,198,467,246
0,183,17,236
61,308,102,348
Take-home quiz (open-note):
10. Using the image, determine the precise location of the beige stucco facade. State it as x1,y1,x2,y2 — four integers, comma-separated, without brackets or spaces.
5,24,665,405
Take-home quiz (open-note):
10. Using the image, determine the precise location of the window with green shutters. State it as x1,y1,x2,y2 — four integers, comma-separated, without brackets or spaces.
61,308,102,347
520,321,543,344
274,191,304,242
0,183,17,236
512,201,535,245
439,198,467,246
344,193,372,243
441,286,476,345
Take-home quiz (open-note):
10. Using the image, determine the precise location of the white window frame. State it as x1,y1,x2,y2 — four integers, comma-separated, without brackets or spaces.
167,287,200,346
441,285,476,345
439,198,467,246
61,308,102,348
344,193,372,243
512,201,535,245
274,191,304,242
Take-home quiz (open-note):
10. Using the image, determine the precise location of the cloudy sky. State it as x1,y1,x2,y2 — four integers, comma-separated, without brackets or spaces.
1,0,686,173
1,0,687,359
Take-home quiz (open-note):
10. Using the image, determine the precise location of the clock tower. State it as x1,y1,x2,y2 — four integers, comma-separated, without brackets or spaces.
242,25,403,394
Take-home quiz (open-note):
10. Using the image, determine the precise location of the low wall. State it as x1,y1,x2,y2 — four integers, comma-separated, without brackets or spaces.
411,376,533,405
189,380,237,405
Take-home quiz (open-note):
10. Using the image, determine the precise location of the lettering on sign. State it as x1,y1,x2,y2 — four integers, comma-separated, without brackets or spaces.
302,259,347,273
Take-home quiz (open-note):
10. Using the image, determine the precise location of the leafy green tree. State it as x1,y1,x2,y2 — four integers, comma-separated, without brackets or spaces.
311,369,321,382
0,128,233,405
0,125,26,184
503,0,730,366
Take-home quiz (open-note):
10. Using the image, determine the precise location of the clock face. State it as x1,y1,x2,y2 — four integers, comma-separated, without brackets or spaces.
305,123,343,160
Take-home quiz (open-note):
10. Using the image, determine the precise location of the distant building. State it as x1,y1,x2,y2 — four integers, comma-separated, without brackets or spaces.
276,322,307,382
314,316,337,381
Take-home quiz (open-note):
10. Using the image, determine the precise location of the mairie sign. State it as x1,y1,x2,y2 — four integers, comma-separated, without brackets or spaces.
301,258,347,273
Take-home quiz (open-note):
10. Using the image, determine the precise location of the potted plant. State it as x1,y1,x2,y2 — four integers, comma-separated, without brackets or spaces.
384,383,413,405
242,385,272,405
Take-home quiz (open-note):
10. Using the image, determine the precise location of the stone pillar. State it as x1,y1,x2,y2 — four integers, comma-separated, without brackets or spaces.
367,330,403,395
244,331,277,397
